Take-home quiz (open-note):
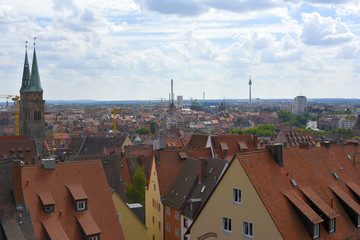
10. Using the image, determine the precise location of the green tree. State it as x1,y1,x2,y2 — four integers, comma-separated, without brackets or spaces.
135,127,151,134
150,121,157,134
230,124,276,137
278,110,292,122
126,166,147,205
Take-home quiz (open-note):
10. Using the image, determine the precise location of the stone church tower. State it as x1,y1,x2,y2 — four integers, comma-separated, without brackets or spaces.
19,45,45,157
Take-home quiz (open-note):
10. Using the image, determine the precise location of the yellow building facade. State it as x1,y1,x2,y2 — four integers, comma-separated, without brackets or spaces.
112,192,147,240
146,156,163,240
187,157,283,239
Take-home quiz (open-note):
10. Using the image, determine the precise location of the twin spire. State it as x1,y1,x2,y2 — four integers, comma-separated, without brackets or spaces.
20,38,43,93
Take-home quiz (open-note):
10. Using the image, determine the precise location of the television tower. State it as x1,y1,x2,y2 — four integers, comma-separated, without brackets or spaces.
249,75,252,103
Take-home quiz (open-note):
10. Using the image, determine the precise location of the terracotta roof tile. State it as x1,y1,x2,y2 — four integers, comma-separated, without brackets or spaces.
37,192,55,206
283,190,324,224
76,211,101,236
329,185,360,215
300,187,339,219
66,184,88,201
41,217,70,240
21,161,125,240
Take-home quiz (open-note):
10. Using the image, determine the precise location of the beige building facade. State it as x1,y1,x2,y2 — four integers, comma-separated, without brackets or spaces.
187,158,283,240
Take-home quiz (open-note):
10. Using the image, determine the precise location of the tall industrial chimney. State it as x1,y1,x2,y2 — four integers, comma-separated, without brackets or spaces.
249,75,252,103
171,79,174,104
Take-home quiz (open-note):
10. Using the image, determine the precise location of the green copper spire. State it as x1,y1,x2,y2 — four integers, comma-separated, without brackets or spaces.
27,47,43,92
20,47,30,93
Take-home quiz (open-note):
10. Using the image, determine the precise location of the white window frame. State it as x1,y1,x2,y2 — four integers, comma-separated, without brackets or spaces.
329,218,335,233
222,217,232,233
88,236,99,240
233,188,242,205
183,218,189,228
77,201,86,211
166,206,170,215
243,221,253,238
166,222,170,232
313,223,320,238
44,205,54,212
358,215,360,228
175,211,179,220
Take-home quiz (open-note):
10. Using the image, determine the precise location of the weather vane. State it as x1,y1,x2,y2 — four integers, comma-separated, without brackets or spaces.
34,37,37,47
25,40,28,49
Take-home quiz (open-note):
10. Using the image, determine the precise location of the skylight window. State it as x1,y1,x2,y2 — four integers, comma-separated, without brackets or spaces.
290,179,298,187
201,185,206,193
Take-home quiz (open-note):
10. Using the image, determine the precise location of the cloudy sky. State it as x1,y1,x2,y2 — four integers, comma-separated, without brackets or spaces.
0,0,359,101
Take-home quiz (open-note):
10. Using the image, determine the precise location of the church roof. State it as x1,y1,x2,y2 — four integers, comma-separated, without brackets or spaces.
20,49,30,92
21,48,43,93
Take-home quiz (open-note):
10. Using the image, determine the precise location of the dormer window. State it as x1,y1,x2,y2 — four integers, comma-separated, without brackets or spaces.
313,223,320,238
88,235,99,240
44,205,54,213
329,218,335,233
37,192,55,214
77,200,87,211
67,184,88,212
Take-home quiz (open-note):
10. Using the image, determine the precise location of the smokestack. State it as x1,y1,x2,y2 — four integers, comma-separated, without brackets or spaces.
249,75,252,103
12,160,23,209
171,79,174,104
199,157,206,184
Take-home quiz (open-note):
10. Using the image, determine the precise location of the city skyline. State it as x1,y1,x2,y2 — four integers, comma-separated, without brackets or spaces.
0,0,360,101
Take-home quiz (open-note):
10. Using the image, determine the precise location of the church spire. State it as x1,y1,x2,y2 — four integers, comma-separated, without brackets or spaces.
20,42,30,93
28,38,43,92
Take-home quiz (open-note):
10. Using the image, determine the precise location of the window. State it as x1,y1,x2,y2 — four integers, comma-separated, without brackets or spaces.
88,236,99,240
152,216,155,224
233,188,242,204
243,221,253,238
222,217,232,233
313,223,320,238
166,223,170,232
184,237,188,240
159,221,161,230
154,184,156,191
77,201,86,211
166,206,170,215
183,218,188,228
175,228,179,238
44,205,54,213
358,215,360,228
329,218,335,233
175,211,179,220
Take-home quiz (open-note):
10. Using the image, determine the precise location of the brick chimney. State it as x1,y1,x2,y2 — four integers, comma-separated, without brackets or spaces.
269,144,283,167
12,160,23,209
198,157,206,184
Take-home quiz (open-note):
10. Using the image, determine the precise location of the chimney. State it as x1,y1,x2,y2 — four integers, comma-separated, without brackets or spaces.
12,160,23,209
199,157,206,184
269,144,283,167
42,158,56,170
324,141,330,149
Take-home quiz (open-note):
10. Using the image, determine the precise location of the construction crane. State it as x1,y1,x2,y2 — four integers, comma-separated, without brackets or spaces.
112,109,129,137
0,95,20,135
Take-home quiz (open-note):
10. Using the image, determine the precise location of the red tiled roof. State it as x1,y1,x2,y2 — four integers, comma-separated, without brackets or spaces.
283,190,323,224
21,161,125,240
236,144,360,239
329,185,360,215
41,217,70,240
76,211,101,236
37,192,55,206
300,187,338,219
66,184,88,201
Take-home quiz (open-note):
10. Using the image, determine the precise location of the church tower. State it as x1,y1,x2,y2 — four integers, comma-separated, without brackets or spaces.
19,41,45,157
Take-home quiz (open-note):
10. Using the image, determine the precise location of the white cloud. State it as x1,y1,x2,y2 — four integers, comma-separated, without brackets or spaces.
301,12,355,45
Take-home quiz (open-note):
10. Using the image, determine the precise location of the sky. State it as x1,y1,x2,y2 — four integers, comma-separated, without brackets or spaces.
0,0,360,101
